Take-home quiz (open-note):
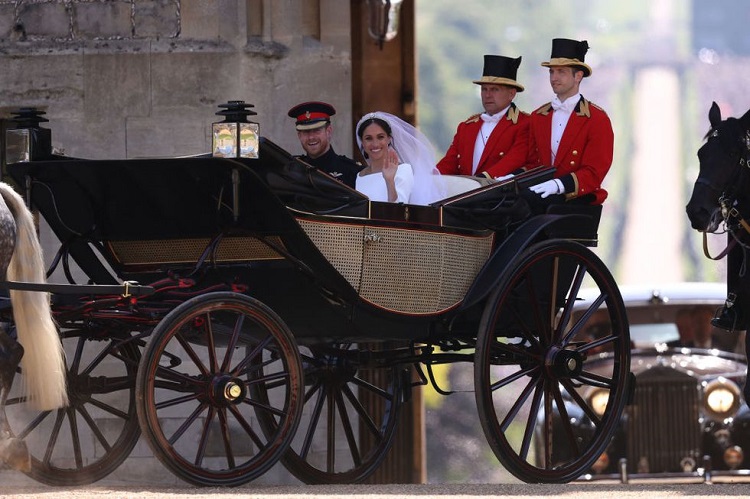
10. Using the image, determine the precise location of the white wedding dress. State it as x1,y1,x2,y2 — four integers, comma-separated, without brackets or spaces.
355,164,414,203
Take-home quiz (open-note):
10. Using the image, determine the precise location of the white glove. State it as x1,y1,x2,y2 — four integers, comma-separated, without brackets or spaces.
494,174,515,182
529,178,564,198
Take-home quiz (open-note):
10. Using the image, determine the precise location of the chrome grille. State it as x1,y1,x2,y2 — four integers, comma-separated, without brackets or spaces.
626,367,701,473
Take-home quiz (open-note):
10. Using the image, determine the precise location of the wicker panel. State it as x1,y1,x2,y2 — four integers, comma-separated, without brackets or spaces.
297,219,365,289
360,227,494,314
108,236,284,266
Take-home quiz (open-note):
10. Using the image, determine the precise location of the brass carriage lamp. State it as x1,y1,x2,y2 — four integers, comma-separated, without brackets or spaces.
5,107,52,164
211,101,259,159
366,0,404,48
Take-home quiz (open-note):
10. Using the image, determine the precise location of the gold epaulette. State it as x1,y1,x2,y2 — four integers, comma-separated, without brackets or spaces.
534,103,552,115
507,105,519,124
576,99,591,118
465,113,481,124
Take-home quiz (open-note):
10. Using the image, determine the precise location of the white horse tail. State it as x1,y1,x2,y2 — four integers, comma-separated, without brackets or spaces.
0,183,67,411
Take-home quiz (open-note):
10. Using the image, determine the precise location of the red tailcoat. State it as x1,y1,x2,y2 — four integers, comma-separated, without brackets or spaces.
527,97,613,204
437,104,530,178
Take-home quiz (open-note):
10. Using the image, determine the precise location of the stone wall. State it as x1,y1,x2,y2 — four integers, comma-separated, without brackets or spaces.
0,0,354,160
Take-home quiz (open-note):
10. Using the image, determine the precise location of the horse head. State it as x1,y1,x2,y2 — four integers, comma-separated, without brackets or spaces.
686,102,750,233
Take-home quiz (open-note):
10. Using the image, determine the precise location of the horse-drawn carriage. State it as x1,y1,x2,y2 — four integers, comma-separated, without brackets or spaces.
0,107,631,486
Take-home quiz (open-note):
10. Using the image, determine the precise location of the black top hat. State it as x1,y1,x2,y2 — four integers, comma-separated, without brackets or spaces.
287,101,336,130
541,38,592,77
472,55,524,91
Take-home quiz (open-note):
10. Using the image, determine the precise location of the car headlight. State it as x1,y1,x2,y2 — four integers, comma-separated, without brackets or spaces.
588,388,610,417
703,378,742,421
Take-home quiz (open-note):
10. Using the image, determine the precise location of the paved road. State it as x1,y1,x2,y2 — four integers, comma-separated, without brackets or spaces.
3,483,750,498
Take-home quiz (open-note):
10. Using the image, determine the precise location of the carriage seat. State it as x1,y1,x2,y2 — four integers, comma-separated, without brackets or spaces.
438,175,492,199
543,203,602,246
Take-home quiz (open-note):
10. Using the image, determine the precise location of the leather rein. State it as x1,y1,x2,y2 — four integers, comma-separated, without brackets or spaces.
701,129,750,260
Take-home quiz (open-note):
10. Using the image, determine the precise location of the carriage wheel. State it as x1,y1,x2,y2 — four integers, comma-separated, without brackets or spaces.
5,328,141,486
135,292,303,487
474,240,630,483
252,343,403,484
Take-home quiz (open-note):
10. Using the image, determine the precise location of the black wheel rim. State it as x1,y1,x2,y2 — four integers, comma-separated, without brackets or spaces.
253,343,402,484
6,329,141,486
475,240,630,483
135,292,302,487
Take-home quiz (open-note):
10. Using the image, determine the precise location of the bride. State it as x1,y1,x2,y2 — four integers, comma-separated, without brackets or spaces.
355,112,445,205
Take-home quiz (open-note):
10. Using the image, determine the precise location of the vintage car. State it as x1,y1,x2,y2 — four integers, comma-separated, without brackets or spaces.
546,282,750,483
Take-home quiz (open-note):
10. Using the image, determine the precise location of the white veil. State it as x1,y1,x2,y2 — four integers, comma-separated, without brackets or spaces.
355,111,446,205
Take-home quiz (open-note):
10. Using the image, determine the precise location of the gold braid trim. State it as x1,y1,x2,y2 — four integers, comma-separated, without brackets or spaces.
507,105,519,124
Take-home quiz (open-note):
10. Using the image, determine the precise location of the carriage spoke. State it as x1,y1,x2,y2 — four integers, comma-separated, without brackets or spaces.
562,295,607,346
543,379,554,468
176,333,210,377
490,365,539,393
341,382,383,439
555,263,588,344
518,277,545,350
194,406,215,466
326,385,336,473
217,408,236,469
85,394,132,420
560,378,601,425
578,333,617,354
205,312,217,373
42,409,65,465
232,335,273,377
220,314,244,372
76,403,113,452
518,376,544,461
351,375,393,401
65,407,84,468
335,389,362,467
576,370,615,389
168,402,208,445
299,381,327,460
500,372,540,432
228,404,267,450
550,381,580,460
241,394,288,417
15,409,51,439
154,392,201,410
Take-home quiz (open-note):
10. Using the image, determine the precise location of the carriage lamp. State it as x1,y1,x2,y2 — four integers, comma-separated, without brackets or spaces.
366,0,403,48
5,107,52,164
211,101,259,159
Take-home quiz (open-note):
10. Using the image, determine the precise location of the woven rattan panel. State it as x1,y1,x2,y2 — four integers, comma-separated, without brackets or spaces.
297,219,364,289
108,236,284,266
360,227,494,314
298,217,494,315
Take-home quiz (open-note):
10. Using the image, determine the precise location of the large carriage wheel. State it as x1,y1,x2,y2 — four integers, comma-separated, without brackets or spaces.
5,328,141,486
135,292,303,487
474,240,630,483
252,343,403,484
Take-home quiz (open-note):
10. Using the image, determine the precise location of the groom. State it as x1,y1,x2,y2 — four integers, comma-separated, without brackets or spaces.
287,101,362,188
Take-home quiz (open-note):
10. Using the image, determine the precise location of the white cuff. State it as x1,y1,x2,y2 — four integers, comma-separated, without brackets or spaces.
553,178,564,194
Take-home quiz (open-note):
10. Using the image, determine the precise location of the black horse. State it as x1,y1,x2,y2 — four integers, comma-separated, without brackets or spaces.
686,101,750,400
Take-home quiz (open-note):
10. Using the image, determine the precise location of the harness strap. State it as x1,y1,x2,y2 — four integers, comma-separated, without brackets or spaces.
703,232,736,260
0,281,155,297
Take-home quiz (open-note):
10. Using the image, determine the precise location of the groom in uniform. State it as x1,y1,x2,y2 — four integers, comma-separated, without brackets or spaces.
437,55,530,180
288,101,362,188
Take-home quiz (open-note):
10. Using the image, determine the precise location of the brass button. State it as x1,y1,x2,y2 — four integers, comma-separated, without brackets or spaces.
499,152,505,156
570,161,576,166
572,150,578,156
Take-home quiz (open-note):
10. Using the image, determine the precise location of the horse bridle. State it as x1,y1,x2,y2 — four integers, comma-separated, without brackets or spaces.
701,128,750,261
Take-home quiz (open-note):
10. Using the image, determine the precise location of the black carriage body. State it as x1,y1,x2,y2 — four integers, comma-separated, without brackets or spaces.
5,136,632,488
8,138,592,344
